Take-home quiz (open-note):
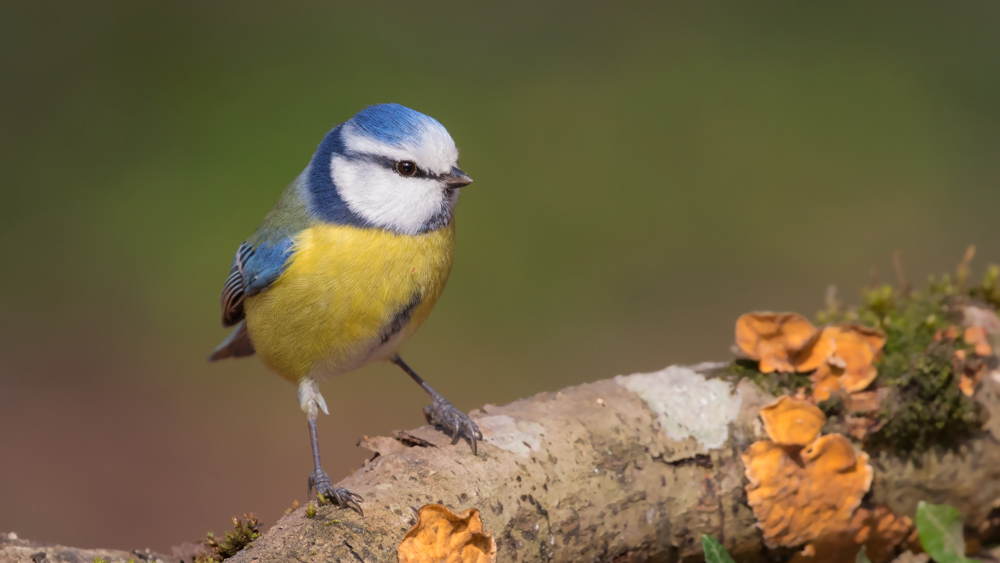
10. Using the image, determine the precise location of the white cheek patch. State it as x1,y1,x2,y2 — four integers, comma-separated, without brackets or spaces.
332,155,447,235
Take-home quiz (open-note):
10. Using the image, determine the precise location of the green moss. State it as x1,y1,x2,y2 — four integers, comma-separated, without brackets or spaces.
729,261,997,457
721,359,811,396
817,394,845,418
824,273,992,455
969,264,1000,309
848,283,950,385
195,514,262,563
868,340,981,453
305,503,317,518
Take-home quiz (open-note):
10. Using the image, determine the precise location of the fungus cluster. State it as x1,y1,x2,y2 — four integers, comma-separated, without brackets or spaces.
735,312,817,374
938,325,995,398
397,504,496,563
736,313,888,404
731,250,1000,561
732,264,1000,448
743,396,913,563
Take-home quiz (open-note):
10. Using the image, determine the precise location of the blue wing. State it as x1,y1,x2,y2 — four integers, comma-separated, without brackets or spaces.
208,238,294,361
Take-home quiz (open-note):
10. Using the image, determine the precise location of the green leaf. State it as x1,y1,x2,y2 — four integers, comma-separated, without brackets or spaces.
916,501,968,563
701,534,736,563
856,545,872,563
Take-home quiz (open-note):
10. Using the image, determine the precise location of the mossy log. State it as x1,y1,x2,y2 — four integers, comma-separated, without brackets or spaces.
4,362,1000,563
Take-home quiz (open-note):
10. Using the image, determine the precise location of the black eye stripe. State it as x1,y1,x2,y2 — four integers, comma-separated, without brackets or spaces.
350,152,440,180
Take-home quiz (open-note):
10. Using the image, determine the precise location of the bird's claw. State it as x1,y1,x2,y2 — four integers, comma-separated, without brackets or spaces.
308,469,364,515
423,396,483,455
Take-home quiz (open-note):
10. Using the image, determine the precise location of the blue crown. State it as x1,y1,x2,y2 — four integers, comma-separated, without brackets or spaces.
347,103,442,147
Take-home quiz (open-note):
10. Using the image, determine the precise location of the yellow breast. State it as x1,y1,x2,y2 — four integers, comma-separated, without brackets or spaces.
244,222,455,382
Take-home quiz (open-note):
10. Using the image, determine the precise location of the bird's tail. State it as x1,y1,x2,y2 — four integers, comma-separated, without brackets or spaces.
207,320,256,362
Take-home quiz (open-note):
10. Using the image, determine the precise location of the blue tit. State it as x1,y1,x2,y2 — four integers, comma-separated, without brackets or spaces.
208,103,477,514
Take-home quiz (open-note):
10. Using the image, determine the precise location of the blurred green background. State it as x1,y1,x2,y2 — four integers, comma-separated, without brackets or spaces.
2,0,1000,552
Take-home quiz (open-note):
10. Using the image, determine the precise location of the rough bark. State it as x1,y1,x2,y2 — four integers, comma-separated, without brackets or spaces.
4,362,1000,563
0,533,174,563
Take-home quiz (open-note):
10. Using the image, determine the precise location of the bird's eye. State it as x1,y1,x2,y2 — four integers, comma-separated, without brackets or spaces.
395,161,417,177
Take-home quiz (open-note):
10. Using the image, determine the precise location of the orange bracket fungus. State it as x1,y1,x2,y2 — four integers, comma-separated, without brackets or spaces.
955,348,989,398
744,433,874,549
964,326,993,357
939,325,994,397
734,315,886,401
736,312,818,373
745,397,876,555
854,506,915,563
759,396,825,446
809,364,844,402
398,504,497,563
789,505,915,563
796,325,886,398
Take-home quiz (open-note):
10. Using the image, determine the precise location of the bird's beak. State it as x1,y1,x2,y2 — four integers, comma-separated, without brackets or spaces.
443,166,473,189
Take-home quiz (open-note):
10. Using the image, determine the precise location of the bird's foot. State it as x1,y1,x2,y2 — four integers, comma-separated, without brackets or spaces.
423,395,483,455
308,469,363,515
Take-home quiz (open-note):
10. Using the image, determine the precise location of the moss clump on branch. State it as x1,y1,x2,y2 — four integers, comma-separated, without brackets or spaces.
969,264,1000,309
724,359,811,397
195,514,262,563
868,339,980,453
823,276,982,454
726,250,995,456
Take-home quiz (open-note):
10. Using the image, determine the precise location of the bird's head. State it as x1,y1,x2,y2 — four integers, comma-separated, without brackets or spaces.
308,103,471,235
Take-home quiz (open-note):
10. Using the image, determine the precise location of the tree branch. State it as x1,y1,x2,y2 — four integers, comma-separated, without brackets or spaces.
5,362,1000,563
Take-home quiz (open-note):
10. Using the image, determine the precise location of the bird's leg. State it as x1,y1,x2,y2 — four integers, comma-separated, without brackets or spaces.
298,378,363,514
391,355,482,455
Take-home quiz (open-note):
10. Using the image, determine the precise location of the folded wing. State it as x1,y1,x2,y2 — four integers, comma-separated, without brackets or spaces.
208,238,294,361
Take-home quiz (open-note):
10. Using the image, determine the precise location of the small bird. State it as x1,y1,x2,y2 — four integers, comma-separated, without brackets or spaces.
208,103,479,514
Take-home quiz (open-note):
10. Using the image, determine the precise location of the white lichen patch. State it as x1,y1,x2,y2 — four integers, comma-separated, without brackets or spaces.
476,414,546,457
615,365,742,450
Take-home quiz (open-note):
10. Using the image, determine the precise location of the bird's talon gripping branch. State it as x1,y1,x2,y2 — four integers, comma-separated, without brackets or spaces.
423,395,482,455
309,469,364,515
302,416,364,514
391,355,481,455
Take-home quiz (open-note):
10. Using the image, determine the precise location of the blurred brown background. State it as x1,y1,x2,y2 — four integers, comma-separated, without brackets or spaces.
2,0,1000,552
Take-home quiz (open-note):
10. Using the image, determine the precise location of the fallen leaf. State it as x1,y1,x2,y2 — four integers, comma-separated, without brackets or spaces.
702,535,736,563
915,501,968,563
